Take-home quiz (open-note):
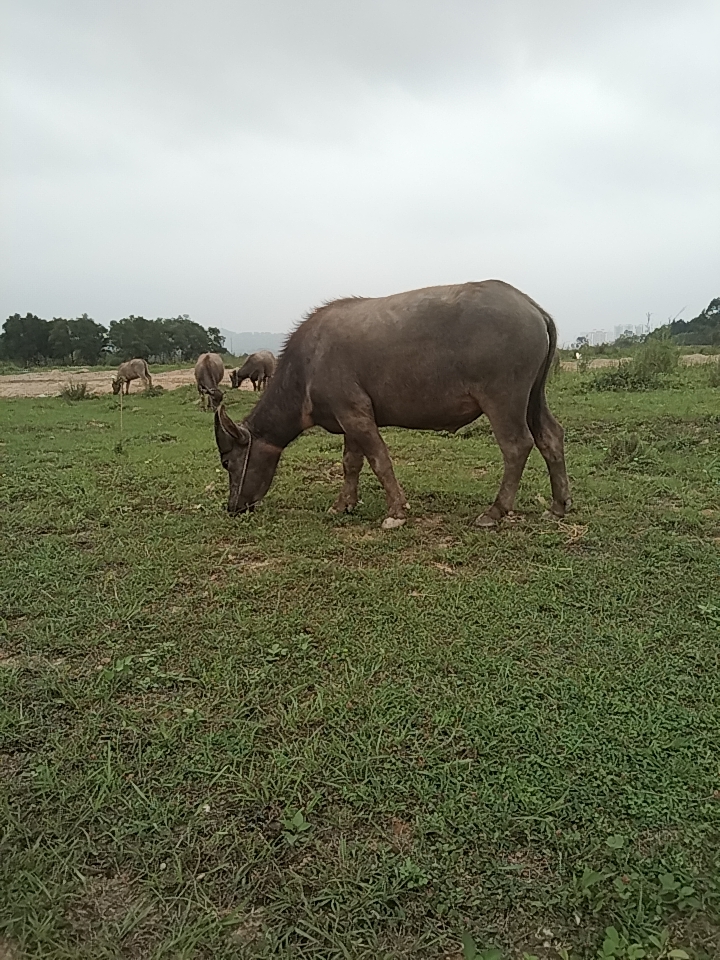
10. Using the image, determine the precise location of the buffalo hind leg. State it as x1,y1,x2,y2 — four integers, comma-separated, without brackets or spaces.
477,405,535,528
329,435,364,514
528,400,571,517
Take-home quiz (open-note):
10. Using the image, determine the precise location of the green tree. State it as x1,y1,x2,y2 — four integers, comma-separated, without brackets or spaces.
162,315,214,361
0,314,49,364
108,316,168,361
651,298,720,346
48,318,73,363
69,314,108,364
207,327,225,353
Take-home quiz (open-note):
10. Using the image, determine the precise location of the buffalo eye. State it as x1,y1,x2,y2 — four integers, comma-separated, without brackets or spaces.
221,458,229,470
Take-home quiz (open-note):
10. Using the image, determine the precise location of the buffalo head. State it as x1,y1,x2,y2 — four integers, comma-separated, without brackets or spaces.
214,405,281,514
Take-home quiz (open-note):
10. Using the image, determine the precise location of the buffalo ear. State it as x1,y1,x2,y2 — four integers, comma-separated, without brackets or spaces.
214,405,249,453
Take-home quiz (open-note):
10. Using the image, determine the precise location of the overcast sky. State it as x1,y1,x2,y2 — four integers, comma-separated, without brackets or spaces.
2,1,718,342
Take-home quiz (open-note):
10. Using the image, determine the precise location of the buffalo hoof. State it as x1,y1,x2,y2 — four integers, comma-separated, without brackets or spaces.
381,517,406,530
543,499,571,520
475,514,499,529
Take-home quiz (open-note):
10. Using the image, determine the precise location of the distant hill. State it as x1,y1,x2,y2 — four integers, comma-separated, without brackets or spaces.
216,329,288,356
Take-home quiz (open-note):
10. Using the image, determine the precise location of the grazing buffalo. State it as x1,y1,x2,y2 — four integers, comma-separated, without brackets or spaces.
230,350,277,391
194,352,225,410
214,280,571,529
112,359,152,395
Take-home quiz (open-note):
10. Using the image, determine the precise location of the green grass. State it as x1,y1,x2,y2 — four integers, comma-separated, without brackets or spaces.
1,374,719,959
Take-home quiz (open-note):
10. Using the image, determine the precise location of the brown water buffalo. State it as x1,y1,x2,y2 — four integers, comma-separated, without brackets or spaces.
112,359,152,395
194,352,224,410
214,280,571,529
230,350,277,391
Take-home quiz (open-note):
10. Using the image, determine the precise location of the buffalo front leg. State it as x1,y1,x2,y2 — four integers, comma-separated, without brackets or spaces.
345,424,408,529
329,435,364,514
477,406,534,528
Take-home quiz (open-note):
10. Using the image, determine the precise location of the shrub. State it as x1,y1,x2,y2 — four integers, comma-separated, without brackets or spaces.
587,364,661,392
633,338,678,377
549,350,561,379
60,381,94,401
577,355,590,373
707,361,720,388
587,341,680,392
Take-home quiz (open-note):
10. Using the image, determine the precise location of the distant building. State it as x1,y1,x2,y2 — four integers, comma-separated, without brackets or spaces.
611,325,641,343
578,331,612,346
635,324,645,336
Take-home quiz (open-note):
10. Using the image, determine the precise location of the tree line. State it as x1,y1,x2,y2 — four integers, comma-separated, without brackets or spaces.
0,313,226,366
650,297,720,346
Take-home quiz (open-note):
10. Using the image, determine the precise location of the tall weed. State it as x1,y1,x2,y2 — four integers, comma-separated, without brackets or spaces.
60,381,94,401
633,338,678,377
588,341,679,392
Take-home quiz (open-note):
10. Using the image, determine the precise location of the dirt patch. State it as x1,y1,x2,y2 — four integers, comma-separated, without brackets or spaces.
0,938,21,960
67,872,158,950
505,847,553,881
4,355,716,397
560,354,718,372
560,358,631,371
388,817,414,852
0,367,255,399
679,353,720,365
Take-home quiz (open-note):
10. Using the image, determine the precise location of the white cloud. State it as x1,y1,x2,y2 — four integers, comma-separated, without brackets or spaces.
2,0,718,340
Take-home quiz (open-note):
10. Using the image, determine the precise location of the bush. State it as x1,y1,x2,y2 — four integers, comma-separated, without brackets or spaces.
707,361,720,388
60,381,94,401
587,341,679,392
587,364,661,392
633,338,678,377
577,355,590,373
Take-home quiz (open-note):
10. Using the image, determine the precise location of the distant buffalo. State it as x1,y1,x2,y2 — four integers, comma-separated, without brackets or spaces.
230,350,277,391
112,359,152,395
194,353,224,410
214,281,570,529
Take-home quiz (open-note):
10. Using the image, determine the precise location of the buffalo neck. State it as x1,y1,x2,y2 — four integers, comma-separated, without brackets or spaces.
245,364,305,449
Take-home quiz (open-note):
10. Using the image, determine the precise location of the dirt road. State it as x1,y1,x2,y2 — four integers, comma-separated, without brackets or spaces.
0,354,716,398
559,354,717,372
0,367,254,399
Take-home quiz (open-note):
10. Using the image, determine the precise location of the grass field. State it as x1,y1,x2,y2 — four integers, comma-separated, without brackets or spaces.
1,372,719,959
